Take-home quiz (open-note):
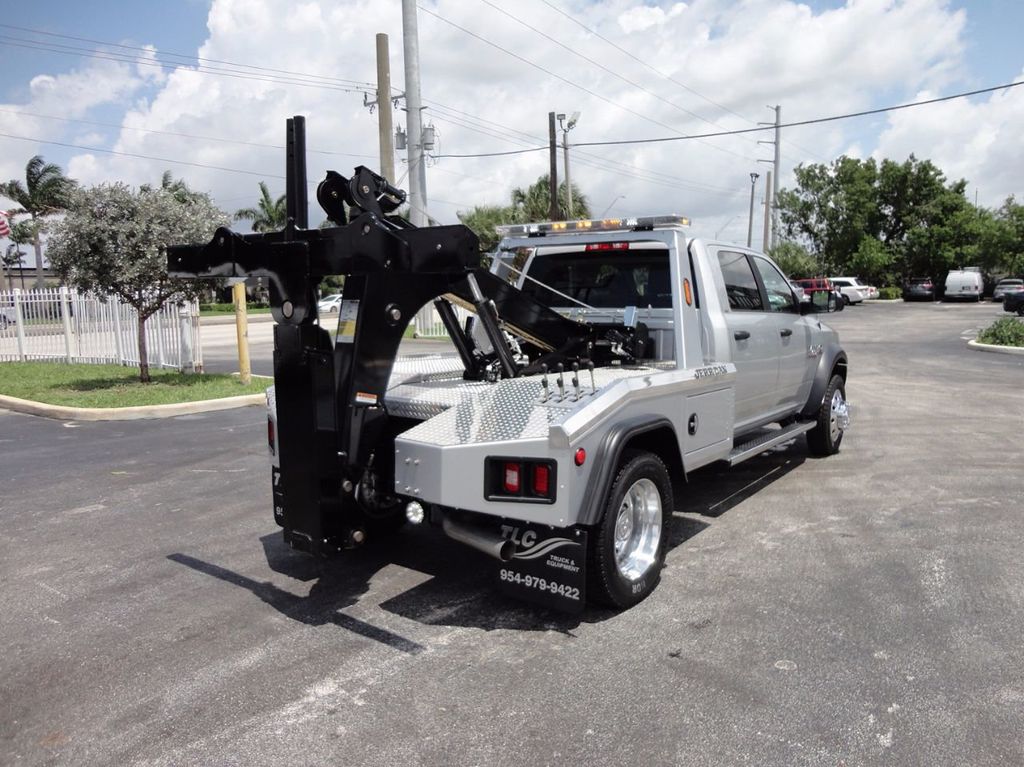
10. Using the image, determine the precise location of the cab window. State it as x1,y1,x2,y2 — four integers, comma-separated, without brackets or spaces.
717,251,763,311
753,257,798,313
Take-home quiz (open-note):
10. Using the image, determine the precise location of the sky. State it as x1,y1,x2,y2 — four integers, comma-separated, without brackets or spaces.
1,0,1023,265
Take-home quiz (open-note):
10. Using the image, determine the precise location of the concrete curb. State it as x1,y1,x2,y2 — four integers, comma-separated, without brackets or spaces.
967,339,1024,356
200,313,275,326
0,392,266,421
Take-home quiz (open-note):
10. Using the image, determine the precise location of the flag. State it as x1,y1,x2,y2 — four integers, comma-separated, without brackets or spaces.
0,211,10,238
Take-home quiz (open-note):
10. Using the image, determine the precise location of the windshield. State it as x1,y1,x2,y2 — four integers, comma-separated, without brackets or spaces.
519,250,672,308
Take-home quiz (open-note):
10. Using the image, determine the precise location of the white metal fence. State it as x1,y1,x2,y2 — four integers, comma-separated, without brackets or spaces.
411,302,470,338
0,288,203,372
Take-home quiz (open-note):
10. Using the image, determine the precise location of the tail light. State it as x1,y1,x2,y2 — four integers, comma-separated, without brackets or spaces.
585,242,629,251
267,417,276,455
503,462,521,493
485,458,557,503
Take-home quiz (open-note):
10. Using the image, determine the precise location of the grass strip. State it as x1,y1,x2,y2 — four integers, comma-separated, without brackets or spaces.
0,362,270,408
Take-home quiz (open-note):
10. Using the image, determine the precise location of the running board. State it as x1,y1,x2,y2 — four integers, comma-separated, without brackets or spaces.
728,421,815,466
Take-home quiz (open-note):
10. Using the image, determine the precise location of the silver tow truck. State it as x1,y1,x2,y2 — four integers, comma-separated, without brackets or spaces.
171,117,849,613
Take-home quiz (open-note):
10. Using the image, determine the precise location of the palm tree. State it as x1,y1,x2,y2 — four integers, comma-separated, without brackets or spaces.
1,156,76,289
142,170,202,204
234,181,287,232
510,175,590,222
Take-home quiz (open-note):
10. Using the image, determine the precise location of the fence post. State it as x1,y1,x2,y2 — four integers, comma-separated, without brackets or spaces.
59,286,74,363
112,295,125,365
13,288,27,361
155,309,166,369
191,299,204,373
178,304,194,373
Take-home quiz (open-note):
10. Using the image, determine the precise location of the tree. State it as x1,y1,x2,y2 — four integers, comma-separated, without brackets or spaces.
234,181,287,232
778,154,981,285
1,156,76,289
457,175,592,252
768,240,818,278
142,170,205,205
47,183,228,382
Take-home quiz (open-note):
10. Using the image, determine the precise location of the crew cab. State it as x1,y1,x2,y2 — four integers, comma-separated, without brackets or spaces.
170,118,850,614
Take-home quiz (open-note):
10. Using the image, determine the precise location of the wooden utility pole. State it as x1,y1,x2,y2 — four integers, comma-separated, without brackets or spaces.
548,112,559,221
375,34,396,182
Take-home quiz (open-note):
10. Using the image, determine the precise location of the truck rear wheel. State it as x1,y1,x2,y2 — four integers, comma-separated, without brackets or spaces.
589,450,672,609
807,374,848,456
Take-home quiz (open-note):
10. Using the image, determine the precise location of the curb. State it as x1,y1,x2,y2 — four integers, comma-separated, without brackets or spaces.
967,339,1024,357
200,313,276,326
0,392,266,421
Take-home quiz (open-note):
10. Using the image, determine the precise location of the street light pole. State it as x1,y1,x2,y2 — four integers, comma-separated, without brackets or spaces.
747,172,760,247
557,112,579,218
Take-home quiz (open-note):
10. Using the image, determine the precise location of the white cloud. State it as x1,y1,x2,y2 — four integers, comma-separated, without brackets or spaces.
3,0,1021,242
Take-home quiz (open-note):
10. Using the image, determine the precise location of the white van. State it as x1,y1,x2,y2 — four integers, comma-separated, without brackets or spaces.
944,269,983,301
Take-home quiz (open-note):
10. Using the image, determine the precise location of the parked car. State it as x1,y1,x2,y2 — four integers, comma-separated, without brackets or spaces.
1003,291,1024,316
0,305,15,328
830,276,878,304
992,278,1024,303
902,277,936,301
795,278,846,309
944,269,983,301
317,293,344,313
790,279,842,311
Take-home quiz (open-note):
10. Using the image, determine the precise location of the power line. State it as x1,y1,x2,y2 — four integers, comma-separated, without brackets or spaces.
416,4,756,163
0,107,377,159
0,37,376,96
0,23,376,90
573,80,1024,148
0,131,284,179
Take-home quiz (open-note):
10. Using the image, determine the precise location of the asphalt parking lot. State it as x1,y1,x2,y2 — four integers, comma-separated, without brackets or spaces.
1,301,1022,766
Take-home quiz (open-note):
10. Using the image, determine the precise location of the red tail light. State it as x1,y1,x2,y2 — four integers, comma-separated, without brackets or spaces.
532,465,550,496
267,417,276,454
585,242,629,251
503,462,521,493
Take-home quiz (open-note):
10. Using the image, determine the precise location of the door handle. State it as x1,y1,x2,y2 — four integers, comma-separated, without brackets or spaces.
733,330,750,340
780,329,793,337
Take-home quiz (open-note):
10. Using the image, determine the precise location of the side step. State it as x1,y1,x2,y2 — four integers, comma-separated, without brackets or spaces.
728,421,815,466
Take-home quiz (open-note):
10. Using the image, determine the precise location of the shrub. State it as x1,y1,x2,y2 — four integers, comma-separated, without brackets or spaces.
977,317,1024,347
878,287,902,300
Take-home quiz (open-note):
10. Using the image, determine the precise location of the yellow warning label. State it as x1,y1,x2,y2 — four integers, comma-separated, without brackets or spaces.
337,300,359,343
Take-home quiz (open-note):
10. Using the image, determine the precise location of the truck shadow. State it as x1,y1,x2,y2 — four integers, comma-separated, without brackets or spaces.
168,439,808,643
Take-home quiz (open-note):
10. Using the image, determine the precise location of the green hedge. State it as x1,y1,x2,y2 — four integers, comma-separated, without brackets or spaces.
199,301,270,313
977,317,1024,347
877,287,902,300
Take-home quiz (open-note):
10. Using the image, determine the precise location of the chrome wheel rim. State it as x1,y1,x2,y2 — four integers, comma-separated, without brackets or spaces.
613,478,662,581
830,389,849,442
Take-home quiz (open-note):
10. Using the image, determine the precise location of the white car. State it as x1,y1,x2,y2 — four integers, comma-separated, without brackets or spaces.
0,306,15,328
317,293,344,313
830,276,877,304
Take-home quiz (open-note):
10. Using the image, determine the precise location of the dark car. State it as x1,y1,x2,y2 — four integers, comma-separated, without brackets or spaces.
1003,291,1024,316
902,277,935,301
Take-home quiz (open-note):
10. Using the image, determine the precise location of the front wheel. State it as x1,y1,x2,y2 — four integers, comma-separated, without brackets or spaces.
807,374,849,456
589,451,672,609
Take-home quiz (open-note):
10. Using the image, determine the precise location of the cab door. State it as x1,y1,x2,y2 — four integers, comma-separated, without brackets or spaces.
715,249,779,425
751,255,812,409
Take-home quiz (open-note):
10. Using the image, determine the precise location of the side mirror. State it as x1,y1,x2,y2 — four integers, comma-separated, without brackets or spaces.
800,289,835,315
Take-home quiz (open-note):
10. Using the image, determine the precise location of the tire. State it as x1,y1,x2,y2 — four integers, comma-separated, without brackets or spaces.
807,374,848,456
1017,305,1024,317
842,294,851,306
589,450,672,609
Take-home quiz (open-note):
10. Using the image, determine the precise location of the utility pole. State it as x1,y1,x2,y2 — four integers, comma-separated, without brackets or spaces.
374,33,396,182
757,104,781,248
747,172,760,247
762,170,772,253
548,112,559,221
401,0,428,226
772,105,781,248
557,112,579,218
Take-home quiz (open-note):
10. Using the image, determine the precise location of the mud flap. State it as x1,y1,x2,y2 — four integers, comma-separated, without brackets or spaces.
497,524,588,613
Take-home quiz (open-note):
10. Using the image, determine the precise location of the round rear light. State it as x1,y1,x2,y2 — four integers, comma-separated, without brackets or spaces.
574,448,587,466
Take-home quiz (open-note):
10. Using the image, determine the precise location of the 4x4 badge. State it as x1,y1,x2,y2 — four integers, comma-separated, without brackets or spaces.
808,344,823,358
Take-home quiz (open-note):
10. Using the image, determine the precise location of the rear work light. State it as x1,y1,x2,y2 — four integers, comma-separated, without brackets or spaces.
485,457,557,504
